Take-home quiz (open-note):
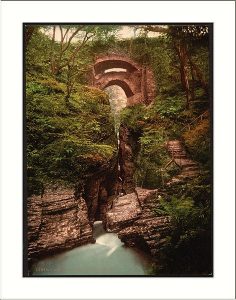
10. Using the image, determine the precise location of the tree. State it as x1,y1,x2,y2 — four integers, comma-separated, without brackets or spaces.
137,25,209,108
50,25,91,76
49,25,118,101
169,25,209,99
24,25,36,47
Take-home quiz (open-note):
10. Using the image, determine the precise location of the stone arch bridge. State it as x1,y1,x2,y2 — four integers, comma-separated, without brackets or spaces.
91,54,156,106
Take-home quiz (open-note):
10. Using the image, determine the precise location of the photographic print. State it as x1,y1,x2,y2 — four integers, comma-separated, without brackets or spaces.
24,23,213,277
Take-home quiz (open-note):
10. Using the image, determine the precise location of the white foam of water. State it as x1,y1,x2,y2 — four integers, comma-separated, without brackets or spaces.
31,221,151,275
96,232,123,256
106,246,119,257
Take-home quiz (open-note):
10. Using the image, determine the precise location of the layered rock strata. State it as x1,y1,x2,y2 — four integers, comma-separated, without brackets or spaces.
106,192,142,232
106,188,171,257
27,188,94,261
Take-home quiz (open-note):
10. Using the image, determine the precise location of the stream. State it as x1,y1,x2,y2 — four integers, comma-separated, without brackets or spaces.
31,221,152,276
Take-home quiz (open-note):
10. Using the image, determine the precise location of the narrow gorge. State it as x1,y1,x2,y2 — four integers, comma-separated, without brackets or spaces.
28,119,173,275
27,86,195,275
25,24,212,276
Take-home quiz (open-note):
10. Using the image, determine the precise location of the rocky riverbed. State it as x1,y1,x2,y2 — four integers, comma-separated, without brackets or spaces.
27,186,171,266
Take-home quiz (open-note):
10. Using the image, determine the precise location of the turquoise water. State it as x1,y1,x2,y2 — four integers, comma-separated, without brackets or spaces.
31,221,152,276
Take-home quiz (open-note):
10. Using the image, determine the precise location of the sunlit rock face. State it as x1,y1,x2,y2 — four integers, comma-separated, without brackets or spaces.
106,188,172,257
106,192,141,232
27,188,94,262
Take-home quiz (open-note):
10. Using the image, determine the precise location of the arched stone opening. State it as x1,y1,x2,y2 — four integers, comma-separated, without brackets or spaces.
104,79,134,98
91,54,156,106
104,68,127,74
94,57,139,78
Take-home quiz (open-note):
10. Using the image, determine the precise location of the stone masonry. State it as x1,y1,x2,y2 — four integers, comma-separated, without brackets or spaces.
92,54,156,106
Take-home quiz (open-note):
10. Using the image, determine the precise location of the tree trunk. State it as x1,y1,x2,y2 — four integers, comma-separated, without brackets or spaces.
175,42,191,109
190,62,195,101
50,26,56,74
187,54,208,95
25,25,35,47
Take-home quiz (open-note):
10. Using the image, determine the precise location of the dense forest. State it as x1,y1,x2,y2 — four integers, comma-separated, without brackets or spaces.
25,24,212,276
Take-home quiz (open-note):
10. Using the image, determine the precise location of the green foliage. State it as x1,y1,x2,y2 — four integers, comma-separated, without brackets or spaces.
117,37,179,92
26,75,116,196
26,29,52,74
155,195,210,229
120,104,169,188
120,104,147,132
155,95,185,118
25,25,212,275
152,175,212,275
183,118,210,166
26,78,66,95
191,46,209,84
120,86,196,189
140,128,165,155
119,65,211,188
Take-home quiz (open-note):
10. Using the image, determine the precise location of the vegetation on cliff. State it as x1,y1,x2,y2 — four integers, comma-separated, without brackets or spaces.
26,28,118,195
153,174,212,275
25,25,212,276
118,26,212,275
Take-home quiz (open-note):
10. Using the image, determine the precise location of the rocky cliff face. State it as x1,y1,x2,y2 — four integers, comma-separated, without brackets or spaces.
83,163,118,222
118,125,140,194
103,124,171,257
27,188,94,262
27,125,172,263
106,188,171,257
106,192,142,232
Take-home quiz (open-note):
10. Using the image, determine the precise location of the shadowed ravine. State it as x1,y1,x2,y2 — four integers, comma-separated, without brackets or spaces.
25,24,212,277
31,221,152,276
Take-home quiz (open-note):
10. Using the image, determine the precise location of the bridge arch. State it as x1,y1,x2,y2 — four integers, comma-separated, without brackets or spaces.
93,55,139,78
103,79,134,98
91,54,156,106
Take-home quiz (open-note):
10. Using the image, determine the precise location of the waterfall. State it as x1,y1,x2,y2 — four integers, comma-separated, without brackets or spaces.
104,85,127,197
30,220,152,276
